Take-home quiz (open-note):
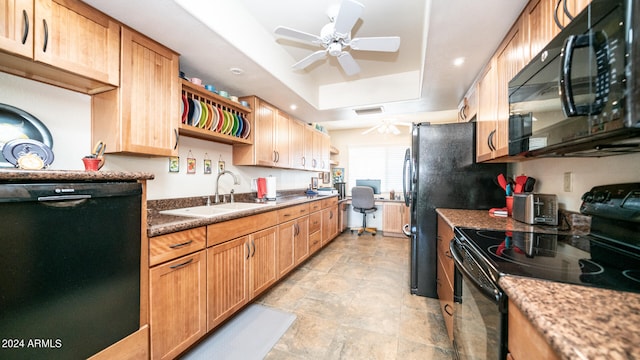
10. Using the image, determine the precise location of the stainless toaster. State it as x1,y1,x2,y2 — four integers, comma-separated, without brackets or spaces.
512,193,558,225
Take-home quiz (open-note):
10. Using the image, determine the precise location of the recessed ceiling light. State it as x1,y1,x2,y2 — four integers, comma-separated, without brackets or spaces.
453,57,465,67
290,104,297,111
230,67,244,75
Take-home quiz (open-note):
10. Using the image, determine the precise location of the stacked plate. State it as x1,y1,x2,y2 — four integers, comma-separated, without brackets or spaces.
180,95,250,139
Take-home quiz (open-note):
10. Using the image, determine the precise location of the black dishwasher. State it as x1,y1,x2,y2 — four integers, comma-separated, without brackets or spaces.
0,182,142,360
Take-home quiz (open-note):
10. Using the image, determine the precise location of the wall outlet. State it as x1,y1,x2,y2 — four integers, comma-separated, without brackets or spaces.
563,172,573,192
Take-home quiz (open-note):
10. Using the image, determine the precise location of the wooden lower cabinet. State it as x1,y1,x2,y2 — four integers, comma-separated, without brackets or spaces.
309,230,322,254
206,236,249,331
436,215,455,343
321,205,338,246
382,202,410,237
508,300,560,360
148,197,339,359
278,216,309,278
249,226,278,298
149,251,206,360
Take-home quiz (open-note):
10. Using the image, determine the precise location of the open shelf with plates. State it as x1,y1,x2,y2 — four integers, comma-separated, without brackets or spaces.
179,79,253,145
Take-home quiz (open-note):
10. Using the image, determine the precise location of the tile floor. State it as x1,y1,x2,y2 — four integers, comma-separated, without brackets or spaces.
256,231,454,359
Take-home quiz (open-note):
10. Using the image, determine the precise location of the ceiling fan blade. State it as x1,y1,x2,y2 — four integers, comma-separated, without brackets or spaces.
337,52,360,76
333,0,364,37
350,37,401,52
274,26,322,45
361,124,380,135
292,50,327,70
389,124,401,135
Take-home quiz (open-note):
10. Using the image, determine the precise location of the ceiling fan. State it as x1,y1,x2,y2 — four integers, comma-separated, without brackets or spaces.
273,0,401,76
362,119,412,135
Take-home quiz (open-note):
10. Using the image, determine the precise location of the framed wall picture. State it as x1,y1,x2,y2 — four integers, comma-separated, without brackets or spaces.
203,159,212,174
187,157,196,174
332,167,344,182
322,172,330,183
311,177,318,189
169,156,179,173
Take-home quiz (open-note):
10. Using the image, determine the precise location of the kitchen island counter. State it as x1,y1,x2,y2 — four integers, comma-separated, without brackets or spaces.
436,208,640,360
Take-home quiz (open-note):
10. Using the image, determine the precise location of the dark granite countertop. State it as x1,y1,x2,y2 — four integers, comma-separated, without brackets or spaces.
148,193,338,237
0,168,154,182
500,276,640,360
435,208,590,235
436,208,640,360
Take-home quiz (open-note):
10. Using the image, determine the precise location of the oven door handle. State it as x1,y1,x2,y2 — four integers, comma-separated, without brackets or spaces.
450,239,502,304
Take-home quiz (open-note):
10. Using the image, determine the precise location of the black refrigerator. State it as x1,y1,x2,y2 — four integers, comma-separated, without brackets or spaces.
402,122,506,298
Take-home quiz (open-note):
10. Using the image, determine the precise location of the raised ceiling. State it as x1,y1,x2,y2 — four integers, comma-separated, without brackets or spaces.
84,0,528,130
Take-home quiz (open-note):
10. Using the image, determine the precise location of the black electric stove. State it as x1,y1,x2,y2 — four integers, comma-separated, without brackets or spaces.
454,183,640,294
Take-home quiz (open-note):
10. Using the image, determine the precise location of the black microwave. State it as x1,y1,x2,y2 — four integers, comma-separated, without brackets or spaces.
508,0,640,157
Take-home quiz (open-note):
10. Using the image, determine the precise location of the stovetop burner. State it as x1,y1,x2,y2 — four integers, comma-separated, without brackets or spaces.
456,228,640,293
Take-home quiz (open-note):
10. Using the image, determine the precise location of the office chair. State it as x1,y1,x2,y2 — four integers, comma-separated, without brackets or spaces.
351,186,377,236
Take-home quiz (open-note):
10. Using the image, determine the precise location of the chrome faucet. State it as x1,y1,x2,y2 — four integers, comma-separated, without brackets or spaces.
214,170,240,203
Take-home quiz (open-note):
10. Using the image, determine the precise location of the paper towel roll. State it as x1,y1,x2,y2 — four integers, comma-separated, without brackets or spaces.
266,176,276,200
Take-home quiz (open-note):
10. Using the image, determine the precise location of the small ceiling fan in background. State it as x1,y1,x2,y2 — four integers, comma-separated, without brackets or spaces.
273,0,401,76
361,119,412,135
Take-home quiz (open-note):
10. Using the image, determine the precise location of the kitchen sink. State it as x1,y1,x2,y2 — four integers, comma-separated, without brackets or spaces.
159,202,271,218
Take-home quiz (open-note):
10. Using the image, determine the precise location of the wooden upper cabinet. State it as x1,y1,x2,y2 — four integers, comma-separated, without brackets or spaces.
234,95,330,170
0,0,33,58
289,118,306,170
92,27,180,156
254,99,278,166
526,0,556,62
33,0,119,85
495,18,526,158
476,61,498,162
234,96,278,167
526,0,591,62
0,0,119,93
275,109,291,168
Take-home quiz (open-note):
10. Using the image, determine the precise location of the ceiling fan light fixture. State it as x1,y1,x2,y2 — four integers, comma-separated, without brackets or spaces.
328,42,342,56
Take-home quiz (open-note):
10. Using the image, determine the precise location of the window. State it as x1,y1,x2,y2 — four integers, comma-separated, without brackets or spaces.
347,145,406,195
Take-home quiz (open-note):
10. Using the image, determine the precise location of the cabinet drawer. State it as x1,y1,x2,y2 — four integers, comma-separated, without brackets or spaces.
309,200,322,212
277,203,309,222
207,211,278,247
308,212,321,233
320,196,338,209
309,231,321,254
150,227,206,266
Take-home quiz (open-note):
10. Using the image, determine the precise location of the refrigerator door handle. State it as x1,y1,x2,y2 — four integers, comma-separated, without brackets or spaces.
402,148,412,207
402,223,411,237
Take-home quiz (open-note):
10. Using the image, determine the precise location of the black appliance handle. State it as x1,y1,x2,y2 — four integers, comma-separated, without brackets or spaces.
402,148,412,207
553,0,565,30
560,31,610,117
450,239,502,304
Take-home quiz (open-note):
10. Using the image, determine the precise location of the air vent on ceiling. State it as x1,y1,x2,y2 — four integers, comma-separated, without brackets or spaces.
354,106,384,116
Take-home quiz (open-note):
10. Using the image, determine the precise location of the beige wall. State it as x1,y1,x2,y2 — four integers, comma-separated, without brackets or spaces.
513,154,640,212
